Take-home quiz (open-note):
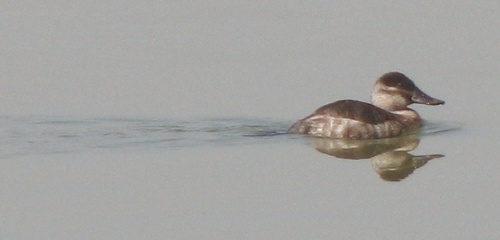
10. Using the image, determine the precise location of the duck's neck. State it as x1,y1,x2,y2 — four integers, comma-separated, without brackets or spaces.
391,108,422,126
371,92,410,111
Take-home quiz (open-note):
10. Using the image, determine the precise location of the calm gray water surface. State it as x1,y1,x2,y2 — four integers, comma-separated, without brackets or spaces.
0,117,291,156
2,1,500,240
2,116,498,239
0,116,458,156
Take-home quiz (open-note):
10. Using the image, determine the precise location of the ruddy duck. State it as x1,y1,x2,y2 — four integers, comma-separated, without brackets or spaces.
289,72,445,139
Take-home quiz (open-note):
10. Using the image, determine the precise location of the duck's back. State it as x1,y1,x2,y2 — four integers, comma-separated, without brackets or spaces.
289,100,409,139
314,100,396,124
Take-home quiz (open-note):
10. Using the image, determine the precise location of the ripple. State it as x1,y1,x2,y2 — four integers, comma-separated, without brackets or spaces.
421,120,462,136
0,116,292,157
0,116,458,157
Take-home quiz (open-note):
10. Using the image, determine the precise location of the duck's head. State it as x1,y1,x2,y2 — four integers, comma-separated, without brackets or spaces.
371,72,445,111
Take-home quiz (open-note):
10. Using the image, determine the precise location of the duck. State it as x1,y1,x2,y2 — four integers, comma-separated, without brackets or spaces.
288,72,445,139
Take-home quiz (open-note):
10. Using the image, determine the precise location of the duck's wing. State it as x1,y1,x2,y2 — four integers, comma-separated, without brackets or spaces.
313,100,397,124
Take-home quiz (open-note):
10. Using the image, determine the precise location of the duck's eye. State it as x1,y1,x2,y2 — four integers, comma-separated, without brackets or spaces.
398,81,414,89
386,79,412,89
386,81,403,89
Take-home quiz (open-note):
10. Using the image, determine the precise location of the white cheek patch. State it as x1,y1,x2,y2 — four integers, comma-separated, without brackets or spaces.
386,86,399,91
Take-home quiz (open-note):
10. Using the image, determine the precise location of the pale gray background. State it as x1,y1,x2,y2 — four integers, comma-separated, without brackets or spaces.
1,1,499,240
1,1,498,122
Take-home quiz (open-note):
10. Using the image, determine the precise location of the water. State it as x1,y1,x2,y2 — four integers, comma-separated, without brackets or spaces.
0,116,457,157
0,116,291,156
2,1,500,239
4,116,497,240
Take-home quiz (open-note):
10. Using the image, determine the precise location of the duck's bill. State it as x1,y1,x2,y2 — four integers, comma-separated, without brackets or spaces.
411,88,445,105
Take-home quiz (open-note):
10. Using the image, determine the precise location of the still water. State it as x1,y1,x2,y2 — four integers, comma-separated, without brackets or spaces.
2,1,500,240
1,116,498,239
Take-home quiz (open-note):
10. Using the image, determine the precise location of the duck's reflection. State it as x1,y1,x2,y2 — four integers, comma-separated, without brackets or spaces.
312,136,443,181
